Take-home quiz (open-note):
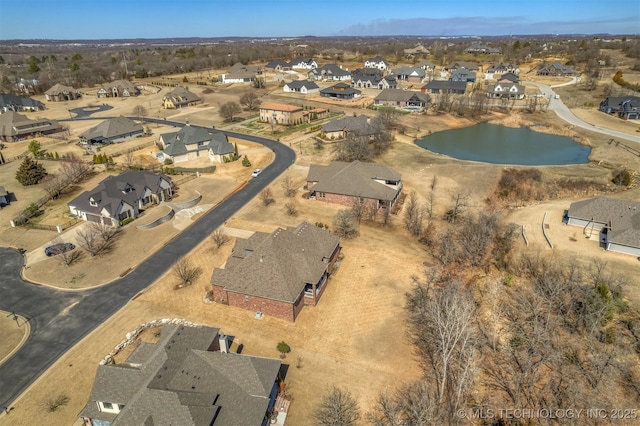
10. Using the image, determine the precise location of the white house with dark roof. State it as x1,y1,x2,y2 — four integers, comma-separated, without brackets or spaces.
599,96,640,120
79,116,143,145
211,222,341,322
282,80,320,94
79,324,281,426
390,66,427,83
289,58,317,70
486,82,525,99
158,125,234,164
307,64,351,81
307,160,403,210
566,197,640,257
364,56,389,71
0,93,45,112
162,86,202,109
221,63,263,84
68,170,173,227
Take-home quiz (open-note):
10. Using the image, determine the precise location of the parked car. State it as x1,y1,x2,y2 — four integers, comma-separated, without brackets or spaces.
251,169,262,178
44,242,76,257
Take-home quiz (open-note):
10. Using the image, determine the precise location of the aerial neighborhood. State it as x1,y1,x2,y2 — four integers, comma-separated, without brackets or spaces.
1,27,640,426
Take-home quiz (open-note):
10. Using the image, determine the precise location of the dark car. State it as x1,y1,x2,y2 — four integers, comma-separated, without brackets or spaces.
44,242,76,257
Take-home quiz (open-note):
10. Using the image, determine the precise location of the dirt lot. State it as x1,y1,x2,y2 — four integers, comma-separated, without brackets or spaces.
2,61,640,425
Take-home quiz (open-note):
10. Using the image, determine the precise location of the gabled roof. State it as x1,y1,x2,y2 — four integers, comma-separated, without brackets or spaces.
68,170,171,218
260,103,303,112
0,93,45,110
211,222,340,303
102,79,138,93
310,64,350,77
284,80,319,91
320,84,361,97
164,86,201,104
80,324,281,426
307,160,401,200
0,111,60,137
321,115,375,136
537,62,577,75
391,66,426,78
601,96,640,109
161,125,230,157
374,89,431,103
265,59,289,68
568,197,640,248
487,82,524,94
45,83,78,96
80,116,143,141
498,72,520,83
448,61,479,71
365,56,388,65
422,80,467,91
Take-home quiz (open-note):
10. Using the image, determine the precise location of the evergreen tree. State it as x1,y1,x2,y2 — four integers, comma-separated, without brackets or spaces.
54,152,59,159
15,156,47,186
93,154,99,164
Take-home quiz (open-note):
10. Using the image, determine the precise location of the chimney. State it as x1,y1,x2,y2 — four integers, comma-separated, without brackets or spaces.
260,255,263,262
219,333,228,353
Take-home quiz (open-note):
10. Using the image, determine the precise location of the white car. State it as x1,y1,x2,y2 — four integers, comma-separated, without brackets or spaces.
251,169,262,178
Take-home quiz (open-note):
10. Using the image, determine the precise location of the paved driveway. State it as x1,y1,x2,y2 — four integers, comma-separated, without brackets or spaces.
0,125,295,409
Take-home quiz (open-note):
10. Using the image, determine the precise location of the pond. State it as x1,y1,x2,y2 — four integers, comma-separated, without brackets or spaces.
415,122,591,165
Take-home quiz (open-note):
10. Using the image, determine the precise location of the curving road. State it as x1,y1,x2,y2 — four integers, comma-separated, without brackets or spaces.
0,122,295,410
529,81,640,145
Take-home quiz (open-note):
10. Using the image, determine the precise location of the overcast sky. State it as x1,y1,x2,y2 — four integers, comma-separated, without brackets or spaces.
0,0,637,40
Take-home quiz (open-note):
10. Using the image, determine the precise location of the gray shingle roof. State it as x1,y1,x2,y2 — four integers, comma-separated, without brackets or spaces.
45,83,78,96
0,111,60,138
391,66,426,78
568,197,640,248
0,93,45,110
161,125,232,157
68,170,172,218
421,80,467,92
285,80,319,91
307,160,401,200
80,324,281,426
163,86,201,106
80,116,143,142
321,115,375,136
211,222,340,303
374,89,431,103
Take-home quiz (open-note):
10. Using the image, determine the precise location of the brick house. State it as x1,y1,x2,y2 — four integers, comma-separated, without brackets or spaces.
306,160,403,210
162,86,201,109
44,83,81,101
259,103,304,125
97,80,139,98
210,222,341,322
0,111,61,142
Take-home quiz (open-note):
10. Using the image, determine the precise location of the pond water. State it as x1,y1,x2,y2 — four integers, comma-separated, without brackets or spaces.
415,122,591,165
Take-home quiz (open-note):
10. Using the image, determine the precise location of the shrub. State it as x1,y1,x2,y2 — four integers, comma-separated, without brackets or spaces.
611,168,632,186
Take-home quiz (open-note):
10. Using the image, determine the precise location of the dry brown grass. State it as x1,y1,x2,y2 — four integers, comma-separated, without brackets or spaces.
0,312,28,365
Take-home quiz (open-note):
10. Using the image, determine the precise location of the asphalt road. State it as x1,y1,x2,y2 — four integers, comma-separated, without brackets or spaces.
0,121,295,410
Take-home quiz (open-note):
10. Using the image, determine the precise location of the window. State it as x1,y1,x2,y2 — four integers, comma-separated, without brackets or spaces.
102,402,113,410
319,192,325,199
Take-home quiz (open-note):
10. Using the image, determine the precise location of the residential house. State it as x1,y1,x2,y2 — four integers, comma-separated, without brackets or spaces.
0,111,61,142
484,63,519,80
97,80,139,98
79,324,281,426
307,64,351,81
465,43,501,54
303,107,328,122
79,116,144,145
68,170,173,227
15,78,40,95
390,66,427,83
307,160,403,210
486,82,525,99
44,83,81,101
265,59,291,72
282,80,320,94
404,44,430,57
221,63,262,84
321,115,376,140
210,222,342,322
374,89,431,111
444,61,480,72
364,56,389,71
537,62,578,76
416,60,436,73
0,186,9,207
351,69,397,90
289,58,317,70
259,103,305,125
599,96,640,120
162,86,202,109
320,83,362,100
0,93,45,112
497,72,520,84
421,80,467,95
566,197,640,257
158,125,234,164
450,69,477,83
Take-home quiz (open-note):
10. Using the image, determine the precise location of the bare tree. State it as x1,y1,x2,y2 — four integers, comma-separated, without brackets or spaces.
76,222,119,256
403,190,425,237
173,258,202,288
367,380,439,426
314,387,361,426
59,153,91,183
132,104,148,122
332,209,359,239
350,197,365,224
444,193,468,224
284,201,298,216
259,187,274,206
281,175,297,197
406,277,477,417
427,175,437,220
43,393,70,412
211,228,230,249
219,101,242,122
239,92,261,111
40,174,64,200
